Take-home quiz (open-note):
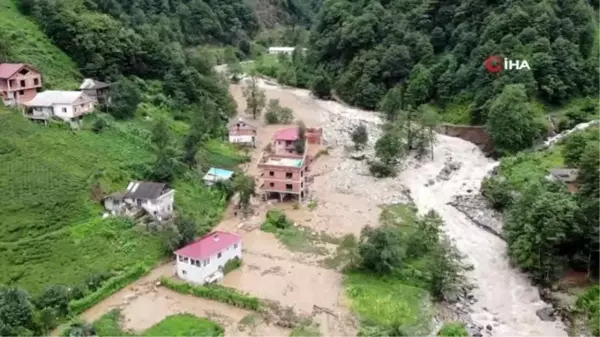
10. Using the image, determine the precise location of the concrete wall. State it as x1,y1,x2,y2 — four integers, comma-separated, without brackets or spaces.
175,241,242,285
435,124,494,155
260,165,307,193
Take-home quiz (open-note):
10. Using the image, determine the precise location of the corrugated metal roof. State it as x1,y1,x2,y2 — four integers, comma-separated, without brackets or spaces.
123,181,168,200
23,91,87,106
549,168,579,183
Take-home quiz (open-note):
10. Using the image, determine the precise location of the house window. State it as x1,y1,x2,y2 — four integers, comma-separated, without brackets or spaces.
182,270,187,275
183,257,189,263
191,259,196,266
269,182,274,187
178,255,184,261
217,252,222,258
269,171,274,176
18,90,24,95
234,243,238,249
286,184,292,190
33,78,39,85
20,80,25,87
61,107,67,113
301,171,303,177
301,182,303,188
286,172,293,179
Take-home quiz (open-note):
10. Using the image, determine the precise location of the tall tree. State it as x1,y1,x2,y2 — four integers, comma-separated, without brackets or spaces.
108,77,141,119
232,173,255,215
242,76,266,119
379,85,404,122
486,84,540,155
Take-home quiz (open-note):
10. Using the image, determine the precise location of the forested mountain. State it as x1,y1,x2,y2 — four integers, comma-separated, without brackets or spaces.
308,0,599,123
249,0,323,28
19,0,258,82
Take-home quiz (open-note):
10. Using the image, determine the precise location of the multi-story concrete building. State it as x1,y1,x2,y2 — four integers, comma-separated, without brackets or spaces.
257,126,322,203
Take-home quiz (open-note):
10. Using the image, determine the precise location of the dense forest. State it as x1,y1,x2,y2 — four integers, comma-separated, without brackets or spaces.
307,0,599,123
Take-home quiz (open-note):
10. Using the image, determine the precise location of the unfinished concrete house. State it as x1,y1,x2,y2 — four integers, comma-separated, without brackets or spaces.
257,126,322,202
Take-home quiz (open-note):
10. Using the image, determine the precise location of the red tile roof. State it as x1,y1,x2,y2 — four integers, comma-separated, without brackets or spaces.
174,231,241,260
0,63,25,79
274,127,298,141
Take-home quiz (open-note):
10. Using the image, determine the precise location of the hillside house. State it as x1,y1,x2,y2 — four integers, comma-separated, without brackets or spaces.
80,78,110,105
547,168,580,193
271,127,322,155
22,91,95,122
257,126,323,203
228,118,257,147
0,63,42,106
268,47,307,55
104,181,175,221
174,231,242,285
203,167,234,186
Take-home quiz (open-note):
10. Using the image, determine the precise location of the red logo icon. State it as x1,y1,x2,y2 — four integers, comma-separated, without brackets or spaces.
485,56,503,73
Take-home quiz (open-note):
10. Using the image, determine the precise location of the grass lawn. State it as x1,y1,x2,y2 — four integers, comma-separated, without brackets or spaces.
344,272,433,335
92,310,224,336
0,0,81,89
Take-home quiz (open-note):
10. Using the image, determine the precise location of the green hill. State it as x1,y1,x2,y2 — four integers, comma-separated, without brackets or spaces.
0,0,81,89
0,110,243,294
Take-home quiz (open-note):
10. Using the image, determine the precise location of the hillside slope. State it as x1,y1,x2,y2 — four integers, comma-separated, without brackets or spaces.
0,0,81,89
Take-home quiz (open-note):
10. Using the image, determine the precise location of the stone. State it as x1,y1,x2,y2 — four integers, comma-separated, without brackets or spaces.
486,325,492,331
536,307,556,322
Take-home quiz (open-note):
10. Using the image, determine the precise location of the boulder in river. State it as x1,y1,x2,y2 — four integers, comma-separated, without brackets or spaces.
536,307,556,322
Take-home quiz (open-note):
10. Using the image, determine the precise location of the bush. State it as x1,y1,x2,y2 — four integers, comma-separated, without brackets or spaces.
264,99,294,125
69,264,150,315
261,209,293,232
91,118,107,133
350,124,368,150
223,257,242,275
160,277,261,311
438,322,468,336
576,285,600,336
368,161,396,178
480,176,514,210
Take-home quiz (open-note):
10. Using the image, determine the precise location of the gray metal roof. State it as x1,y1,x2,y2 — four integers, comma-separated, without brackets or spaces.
123,181,167,200
228,117,256,128
549,168,580,183
23,91,89,106
80,78,110,90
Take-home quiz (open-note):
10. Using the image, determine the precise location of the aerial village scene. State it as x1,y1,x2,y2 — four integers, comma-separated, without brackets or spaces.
0,1,599,335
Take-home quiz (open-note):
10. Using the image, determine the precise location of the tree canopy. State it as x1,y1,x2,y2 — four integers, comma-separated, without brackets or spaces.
307,0,598,120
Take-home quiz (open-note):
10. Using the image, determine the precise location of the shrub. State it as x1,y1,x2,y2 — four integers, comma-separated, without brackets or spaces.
69,264,150,315
223,257,242,274
350,124,368,150
160,277,261,311
576,285,600,336
91,118,107,133
368,161,396,178
261,209,293,232
480,176,514,210
438,322,468,336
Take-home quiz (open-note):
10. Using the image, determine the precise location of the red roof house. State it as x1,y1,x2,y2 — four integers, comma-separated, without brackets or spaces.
174,230,242,284
0,63,43,106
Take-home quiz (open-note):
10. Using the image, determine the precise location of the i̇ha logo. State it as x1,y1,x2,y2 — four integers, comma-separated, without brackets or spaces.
485,56,530,72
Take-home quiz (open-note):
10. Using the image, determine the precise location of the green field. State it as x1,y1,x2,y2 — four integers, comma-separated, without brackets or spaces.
92,310,224,336
0,0,81,89
0,109,244,294
344,272,432,335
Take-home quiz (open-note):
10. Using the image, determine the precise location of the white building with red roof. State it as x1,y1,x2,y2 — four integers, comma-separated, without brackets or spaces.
174,230,242,284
